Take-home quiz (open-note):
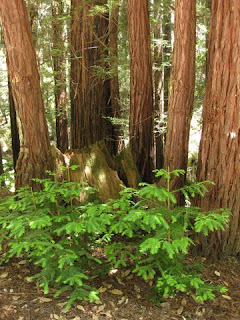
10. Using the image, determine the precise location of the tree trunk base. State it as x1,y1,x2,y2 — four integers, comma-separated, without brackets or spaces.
52,141,141,202
65,141,124,202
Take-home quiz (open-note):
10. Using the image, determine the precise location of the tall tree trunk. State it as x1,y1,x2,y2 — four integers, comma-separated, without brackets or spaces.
196,0,240,260
205,0,211,75
70,0,116,154
0,0,53,190
155,0,173,170
127,0,154,183
163,1,172,113
163,0,196,199
162,1,172,116
154,0,164,170
8,78,20,171
109,1,124,154
52,0,69,153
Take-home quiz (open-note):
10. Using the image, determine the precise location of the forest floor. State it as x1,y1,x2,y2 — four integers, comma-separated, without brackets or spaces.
0,252,240,320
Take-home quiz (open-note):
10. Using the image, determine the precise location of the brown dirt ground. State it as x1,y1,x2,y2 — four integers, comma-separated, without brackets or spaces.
0,253,240,320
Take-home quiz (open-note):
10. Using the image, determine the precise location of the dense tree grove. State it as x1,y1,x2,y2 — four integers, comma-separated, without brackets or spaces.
0,0,239,263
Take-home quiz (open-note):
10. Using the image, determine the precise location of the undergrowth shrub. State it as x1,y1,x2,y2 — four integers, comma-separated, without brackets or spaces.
103,169,230,302
0,167,107,309
0,168,230,308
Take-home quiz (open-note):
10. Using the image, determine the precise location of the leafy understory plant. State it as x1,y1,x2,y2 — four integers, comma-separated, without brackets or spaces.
0,166,106,309
104,169,230,302
0,167,230,308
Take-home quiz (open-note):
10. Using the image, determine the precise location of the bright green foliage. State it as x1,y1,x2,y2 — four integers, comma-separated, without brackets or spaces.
0,169,107,309
0,168,230,308
104,169,230,302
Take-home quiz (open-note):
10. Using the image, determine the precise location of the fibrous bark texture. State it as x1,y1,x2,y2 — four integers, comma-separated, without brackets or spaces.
164,0,196,197
0,0,53,190
127,0,154,183
196,0,240,259
70,0,116,155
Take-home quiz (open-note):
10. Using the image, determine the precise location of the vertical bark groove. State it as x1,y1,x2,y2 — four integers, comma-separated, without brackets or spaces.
196,0,240,259
70,0,115,154
163,0,196,197
0,0,53,189
127,0,154,182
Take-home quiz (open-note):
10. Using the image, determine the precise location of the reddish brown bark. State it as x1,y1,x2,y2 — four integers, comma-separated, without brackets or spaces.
127,0,154,183
196,0,240,259
70,0,116,154
52,0,69,153
163,0,196,196
0,0,53,190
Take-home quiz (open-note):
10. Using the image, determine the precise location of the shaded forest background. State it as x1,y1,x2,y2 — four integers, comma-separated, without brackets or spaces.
0,0,239,261
0,1,240,316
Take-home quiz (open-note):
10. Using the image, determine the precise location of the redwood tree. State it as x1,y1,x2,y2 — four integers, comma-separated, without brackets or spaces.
154,0,164,169
0,0,53,189
70,0,117,154
52,0,69,153
163,0,196,196
162,1,172,113
196,0,240,259
155,0,173,170
127,0,154,182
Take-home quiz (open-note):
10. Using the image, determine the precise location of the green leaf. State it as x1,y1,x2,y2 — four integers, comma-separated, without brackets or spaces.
171,169,185,177
89,290,99,303
29,215,52,229
133,265,156,280
162,241,175,259
140,238,162,255
153,169,171,179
